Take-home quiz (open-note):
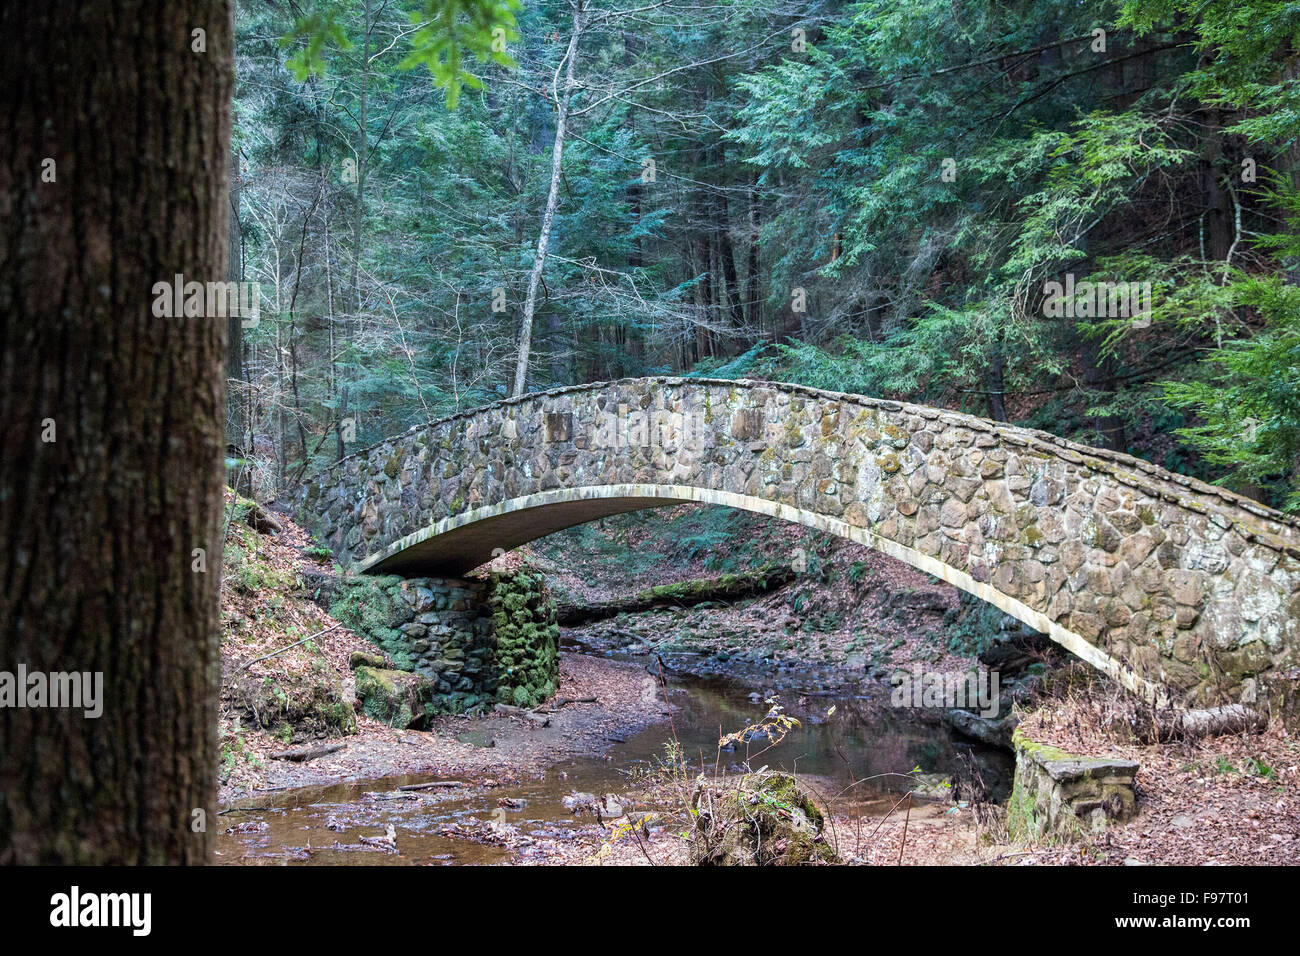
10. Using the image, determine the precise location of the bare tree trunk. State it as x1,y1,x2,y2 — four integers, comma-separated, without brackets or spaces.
745,182,761,333
340,0,372,454
713,148,744,332
1081,334,1125,450
513,3,584,397
227,147,245,453
985,344,1008,422
0,0,231,863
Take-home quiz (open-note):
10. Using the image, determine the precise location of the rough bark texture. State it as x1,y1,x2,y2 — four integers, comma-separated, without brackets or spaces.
0,1,232,863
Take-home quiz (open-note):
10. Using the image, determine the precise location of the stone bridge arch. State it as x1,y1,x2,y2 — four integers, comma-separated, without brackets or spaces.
299,378,1300,719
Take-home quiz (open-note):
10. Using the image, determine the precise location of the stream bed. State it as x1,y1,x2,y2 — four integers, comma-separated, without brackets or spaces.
218,661,1012,865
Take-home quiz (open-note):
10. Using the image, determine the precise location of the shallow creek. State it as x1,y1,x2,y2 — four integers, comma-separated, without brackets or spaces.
218,661,1011,865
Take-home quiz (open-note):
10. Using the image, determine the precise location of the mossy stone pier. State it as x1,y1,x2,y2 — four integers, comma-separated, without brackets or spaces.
300,377,1300,723
326,569,560,716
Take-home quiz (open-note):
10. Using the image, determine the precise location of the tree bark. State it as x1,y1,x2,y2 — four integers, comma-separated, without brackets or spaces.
513,3,584,397
745,182,761,332
0,0,231,863
985,345,1009,422
227,147,245,453
712,148,744,332
1136,704,1266,743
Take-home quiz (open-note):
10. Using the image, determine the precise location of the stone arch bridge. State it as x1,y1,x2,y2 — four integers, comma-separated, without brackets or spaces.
299,378,1300,720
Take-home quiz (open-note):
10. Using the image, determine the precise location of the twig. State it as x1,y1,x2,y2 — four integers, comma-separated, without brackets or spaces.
977,850,1039,866
237,623,341,673
271,742,345,762
897,792,913,865
397,781,464,791
656,658,679,753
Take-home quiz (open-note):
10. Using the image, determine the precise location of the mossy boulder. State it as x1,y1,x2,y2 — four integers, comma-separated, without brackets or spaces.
689,772,840,866
349,649,389,670
231,668,357,742
354,665,436,730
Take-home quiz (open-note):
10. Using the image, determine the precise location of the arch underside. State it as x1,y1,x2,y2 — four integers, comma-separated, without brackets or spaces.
361,482,1164,704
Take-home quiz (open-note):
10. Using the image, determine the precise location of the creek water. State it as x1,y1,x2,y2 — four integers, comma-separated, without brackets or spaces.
218,661,1012,865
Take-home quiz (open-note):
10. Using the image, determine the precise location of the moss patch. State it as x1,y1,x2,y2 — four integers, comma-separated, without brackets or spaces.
689,771,840,865
328,574,411,668
483,566,561,710
354,665,435,730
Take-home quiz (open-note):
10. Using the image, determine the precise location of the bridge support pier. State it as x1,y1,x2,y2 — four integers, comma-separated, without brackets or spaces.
323,568,561,715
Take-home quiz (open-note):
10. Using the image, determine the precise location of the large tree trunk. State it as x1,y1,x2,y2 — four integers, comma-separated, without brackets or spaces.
513,4,584,397
0,0,231,863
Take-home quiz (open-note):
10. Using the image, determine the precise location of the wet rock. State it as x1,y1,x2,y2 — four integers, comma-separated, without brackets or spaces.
562,791,598,814
941,708,1018,749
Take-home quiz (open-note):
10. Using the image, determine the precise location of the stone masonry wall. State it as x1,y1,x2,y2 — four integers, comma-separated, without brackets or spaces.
301,377,1300,721
1008,728,1139,842
327,570,559,715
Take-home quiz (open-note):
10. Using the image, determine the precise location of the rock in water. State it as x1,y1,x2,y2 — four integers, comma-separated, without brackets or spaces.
562,791,597,814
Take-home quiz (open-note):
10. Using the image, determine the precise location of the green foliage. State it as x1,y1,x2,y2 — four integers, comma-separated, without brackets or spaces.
688,343,771,381
238,0,1300,519
284,0,520,107
1244,756,1275,780
942,593,1005,658
1120,0,1300,144
282,7,353,79
397,0,520,108
1163,277,1300,509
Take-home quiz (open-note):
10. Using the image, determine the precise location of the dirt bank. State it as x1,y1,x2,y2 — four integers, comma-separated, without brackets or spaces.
220,652,670,805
